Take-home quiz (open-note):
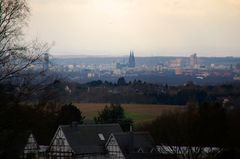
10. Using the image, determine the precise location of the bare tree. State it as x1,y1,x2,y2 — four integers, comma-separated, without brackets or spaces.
0,0,48,82
157,144,221,159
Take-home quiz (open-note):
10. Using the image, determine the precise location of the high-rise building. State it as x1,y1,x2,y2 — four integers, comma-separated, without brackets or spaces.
190,53,197,69
128,51,136,68
43,53,49,71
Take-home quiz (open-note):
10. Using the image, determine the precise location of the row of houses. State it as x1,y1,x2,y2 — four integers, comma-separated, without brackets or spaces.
21,123,169,159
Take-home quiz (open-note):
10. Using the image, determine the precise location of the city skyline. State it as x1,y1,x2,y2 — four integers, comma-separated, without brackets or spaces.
26,0,240,57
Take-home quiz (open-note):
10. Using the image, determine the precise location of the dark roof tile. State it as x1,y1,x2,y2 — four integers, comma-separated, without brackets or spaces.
60,124,122,154
112,132,158,159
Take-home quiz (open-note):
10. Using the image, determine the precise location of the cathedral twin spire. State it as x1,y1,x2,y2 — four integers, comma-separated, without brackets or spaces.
128,50,135,68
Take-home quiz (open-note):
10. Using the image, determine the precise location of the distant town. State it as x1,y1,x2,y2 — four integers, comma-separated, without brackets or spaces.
33,52,240,85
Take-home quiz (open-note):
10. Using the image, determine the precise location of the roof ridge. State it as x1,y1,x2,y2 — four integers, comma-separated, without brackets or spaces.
113,131,150,135
59,123,120,128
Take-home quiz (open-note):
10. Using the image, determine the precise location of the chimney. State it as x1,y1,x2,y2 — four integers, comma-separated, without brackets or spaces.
129,124,134,153
130,125,133,132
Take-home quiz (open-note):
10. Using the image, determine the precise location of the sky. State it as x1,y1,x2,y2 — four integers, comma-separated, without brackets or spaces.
25,0,240,57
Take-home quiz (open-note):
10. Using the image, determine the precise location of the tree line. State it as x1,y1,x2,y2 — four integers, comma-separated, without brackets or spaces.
137,102,240,159
0,102,132,158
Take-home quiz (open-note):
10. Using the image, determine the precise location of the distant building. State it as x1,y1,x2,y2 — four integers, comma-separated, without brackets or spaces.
116,51,136,69
116,62,128,69
87,72,95,78
128,51,136,68
233,75,240,81
175,67,183,75
43,53,49,72
48,123,122,159
189,53,198,69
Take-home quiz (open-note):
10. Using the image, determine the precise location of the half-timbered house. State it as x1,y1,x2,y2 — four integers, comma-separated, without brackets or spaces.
106,132,161,159
22,133,39,159
48,123,122,159
21,133,48,159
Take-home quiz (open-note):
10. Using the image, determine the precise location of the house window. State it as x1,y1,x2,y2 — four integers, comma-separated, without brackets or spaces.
98,133,105,141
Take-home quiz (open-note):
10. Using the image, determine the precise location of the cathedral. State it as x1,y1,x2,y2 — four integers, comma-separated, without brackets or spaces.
116,51,136,69
128,51,136,68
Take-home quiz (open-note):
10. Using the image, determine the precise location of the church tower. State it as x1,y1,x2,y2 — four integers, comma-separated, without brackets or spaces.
128,51,136,68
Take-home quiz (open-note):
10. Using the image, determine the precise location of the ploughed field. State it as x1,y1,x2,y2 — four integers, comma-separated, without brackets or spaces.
75,103,185,124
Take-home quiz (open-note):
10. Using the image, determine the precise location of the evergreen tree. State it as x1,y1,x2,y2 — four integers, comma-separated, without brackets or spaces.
58,103,85,125
94,103,132,131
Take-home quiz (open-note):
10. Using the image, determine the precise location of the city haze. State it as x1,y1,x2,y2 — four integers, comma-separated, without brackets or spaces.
26,0,240,57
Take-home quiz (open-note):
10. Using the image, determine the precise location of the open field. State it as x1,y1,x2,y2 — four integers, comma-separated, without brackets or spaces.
75,103,185,124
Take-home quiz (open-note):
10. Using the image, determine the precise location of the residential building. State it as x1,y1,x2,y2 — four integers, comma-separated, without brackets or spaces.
48,123,122,159
106,132,161,159
21,133,48,159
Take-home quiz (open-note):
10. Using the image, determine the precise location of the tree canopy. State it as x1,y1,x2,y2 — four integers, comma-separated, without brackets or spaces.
57,103,85,125
94,103,132,131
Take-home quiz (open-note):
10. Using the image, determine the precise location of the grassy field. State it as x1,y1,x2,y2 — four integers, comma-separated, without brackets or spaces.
75,103,185,124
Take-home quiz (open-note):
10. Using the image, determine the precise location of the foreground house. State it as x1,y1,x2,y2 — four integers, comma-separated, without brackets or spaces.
48,123,122,159
22,133,39,159
106,132,163,159
21,133,48,159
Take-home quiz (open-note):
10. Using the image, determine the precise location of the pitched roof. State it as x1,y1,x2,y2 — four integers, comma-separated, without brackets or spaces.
110,132,157,158
60,123,122,155
24,133,39,151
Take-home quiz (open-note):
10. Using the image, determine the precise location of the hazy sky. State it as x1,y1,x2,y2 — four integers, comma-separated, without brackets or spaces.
26,0,240,57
